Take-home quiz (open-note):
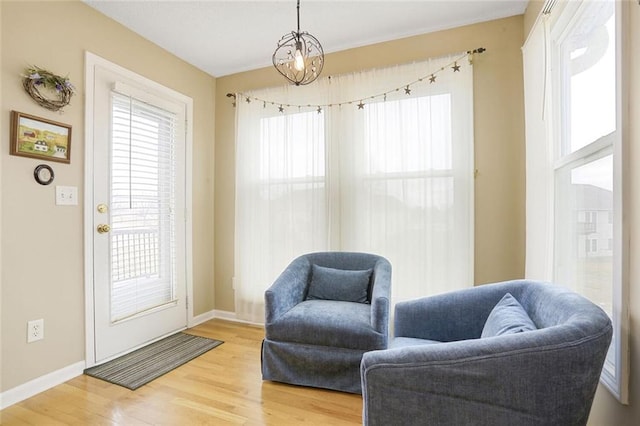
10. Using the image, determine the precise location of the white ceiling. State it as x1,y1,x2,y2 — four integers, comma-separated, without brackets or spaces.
84,0,528,77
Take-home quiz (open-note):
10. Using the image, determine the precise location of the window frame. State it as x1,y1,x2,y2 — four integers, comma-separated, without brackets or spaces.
549,0,629,403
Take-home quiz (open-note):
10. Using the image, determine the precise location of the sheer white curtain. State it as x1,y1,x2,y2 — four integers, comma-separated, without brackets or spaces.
235,54,474,323
334,59,474,305
522,16,554,281
234,85,329,321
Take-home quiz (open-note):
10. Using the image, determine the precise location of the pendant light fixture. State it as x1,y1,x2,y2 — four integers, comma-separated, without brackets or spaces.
272,0,324,86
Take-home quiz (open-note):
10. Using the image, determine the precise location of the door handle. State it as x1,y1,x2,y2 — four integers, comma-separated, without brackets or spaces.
97,224,111,234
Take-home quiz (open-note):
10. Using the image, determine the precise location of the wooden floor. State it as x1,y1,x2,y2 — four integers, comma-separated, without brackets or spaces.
0,319,363,425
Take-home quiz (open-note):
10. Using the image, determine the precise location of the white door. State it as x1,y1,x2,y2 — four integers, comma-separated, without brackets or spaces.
88,60,189,363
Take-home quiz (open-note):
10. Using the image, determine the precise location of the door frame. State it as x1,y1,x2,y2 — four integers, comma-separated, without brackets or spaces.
83,51,194,367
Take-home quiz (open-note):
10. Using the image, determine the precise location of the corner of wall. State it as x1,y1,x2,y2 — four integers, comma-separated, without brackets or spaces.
523,1,545,40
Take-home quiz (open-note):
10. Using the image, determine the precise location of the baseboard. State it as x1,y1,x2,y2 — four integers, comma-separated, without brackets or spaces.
0,312,261,409
212,309,237,321
189,309,216,327
212,310,264,327
191,308,263,327
0,360,85,410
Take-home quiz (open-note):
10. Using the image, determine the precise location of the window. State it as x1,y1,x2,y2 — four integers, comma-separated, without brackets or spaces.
357,93,472,302
234,54,474,321
110,91,180,322
550,0,628,403
257,111,327,258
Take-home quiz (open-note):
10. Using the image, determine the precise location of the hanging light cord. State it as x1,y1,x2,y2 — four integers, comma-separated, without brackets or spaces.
296,0,301,35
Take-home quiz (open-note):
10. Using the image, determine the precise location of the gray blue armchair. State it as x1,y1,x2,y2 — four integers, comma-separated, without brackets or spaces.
361,279,612,426
262,252,391,393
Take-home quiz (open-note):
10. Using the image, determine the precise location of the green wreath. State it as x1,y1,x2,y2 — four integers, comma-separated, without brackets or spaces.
23,66,75,112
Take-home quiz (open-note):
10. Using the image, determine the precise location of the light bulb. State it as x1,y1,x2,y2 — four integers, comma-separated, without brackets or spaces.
294,48,305,71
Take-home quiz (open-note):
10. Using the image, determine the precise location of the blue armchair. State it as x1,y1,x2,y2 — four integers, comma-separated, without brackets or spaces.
262,252,391,393
360,280,612,425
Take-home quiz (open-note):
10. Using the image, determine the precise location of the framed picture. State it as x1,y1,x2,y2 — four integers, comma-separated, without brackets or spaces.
10,110,72,164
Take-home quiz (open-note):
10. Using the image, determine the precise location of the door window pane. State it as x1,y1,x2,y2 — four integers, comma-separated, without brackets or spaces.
110,93,178,322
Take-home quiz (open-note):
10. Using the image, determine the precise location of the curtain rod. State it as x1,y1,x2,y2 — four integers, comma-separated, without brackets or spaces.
226,47,486,101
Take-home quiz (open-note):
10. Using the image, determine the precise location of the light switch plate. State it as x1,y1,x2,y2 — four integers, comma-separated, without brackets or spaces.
56,186,78,205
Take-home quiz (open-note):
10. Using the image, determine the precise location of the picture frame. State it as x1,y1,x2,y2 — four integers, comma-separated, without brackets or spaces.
10,110,72,164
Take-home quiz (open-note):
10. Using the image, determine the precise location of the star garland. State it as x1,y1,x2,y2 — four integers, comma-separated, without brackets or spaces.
227,47,485,113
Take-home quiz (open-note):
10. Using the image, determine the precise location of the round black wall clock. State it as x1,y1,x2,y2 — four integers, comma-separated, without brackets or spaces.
34,164,54,185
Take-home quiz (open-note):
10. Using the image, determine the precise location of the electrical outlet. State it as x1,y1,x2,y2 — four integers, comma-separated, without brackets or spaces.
27,319,44,343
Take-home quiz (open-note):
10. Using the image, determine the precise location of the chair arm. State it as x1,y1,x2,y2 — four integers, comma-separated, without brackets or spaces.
264,257,311,324
361,327,611,426
370,258,392,334
394,283,517,341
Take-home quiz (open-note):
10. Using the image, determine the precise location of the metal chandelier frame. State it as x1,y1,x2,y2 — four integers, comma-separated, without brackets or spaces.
272,0,324,86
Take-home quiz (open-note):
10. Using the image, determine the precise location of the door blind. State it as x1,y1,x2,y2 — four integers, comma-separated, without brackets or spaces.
110,91,178,322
